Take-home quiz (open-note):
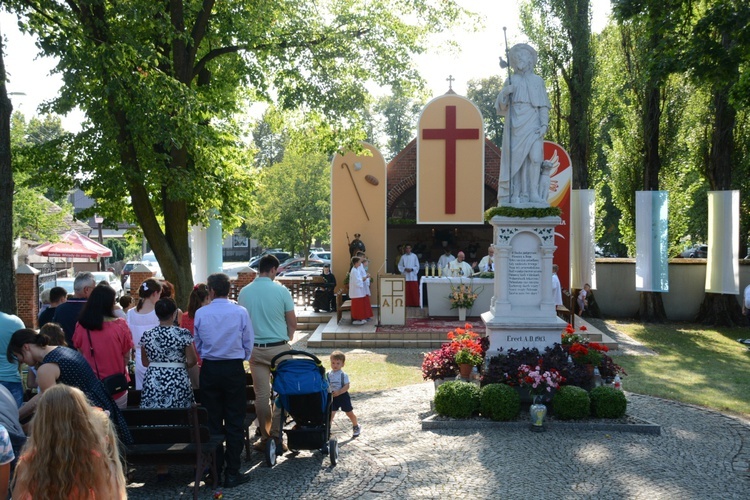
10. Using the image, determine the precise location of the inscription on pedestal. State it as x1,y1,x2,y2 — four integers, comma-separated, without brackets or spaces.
508,250,541,296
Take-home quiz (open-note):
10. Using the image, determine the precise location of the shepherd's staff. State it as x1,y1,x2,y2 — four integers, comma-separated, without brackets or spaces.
499,27,513,202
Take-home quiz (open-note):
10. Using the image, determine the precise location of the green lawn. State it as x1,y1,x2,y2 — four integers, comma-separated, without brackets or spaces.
332,321,750,419
607,321,750,418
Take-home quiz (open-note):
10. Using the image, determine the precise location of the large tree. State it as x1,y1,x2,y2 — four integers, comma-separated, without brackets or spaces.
4,0,465,306
0,25,16,314
686,0,750,325
247,124,331,257
520,0,593,189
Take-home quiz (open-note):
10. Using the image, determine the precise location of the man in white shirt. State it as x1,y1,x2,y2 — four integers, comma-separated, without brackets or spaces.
552,264,563,307
437,248,455,270
478,246,495,272
445,251,474,277
397,244,420,306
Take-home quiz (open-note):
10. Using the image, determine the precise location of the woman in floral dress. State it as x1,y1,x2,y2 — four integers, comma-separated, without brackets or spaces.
139,298,197,409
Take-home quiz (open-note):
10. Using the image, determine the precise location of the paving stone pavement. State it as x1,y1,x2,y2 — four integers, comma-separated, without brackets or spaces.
126,381,750,499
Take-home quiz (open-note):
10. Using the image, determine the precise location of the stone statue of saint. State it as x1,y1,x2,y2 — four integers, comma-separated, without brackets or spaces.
495,43,551,206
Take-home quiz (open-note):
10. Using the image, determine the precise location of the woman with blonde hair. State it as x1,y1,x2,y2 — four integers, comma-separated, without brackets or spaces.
12,384,126,499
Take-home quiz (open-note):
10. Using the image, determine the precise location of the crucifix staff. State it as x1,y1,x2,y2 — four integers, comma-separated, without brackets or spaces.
342,162,370,221
502,26,513,202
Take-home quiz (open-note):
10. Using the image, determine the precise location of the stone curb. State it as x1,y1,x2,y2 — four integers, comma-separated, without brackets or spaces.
421,413,662,435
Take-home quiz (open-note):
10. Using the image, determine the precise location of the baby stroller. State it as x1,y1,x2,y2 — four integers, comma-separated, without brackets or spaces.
266,350,337,467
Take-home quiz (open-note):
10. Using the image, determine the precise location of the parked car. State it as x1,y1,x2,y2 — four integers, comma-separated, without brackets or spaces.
276,258,326,276
679,244,708,258
308,251,331,265
120,260,143,285
249,250,293,269
141,251,164,278
54,277,76,295
91,271,123,299
282,267,324,278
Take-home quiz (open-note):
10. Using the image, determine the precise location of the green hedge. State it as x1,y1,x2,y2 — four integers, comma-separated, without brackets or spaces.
434,381,481,418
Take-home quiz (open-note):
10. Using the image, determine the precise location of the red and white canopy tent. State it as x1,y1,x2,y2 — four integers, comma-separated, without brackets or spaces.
33,230,113,259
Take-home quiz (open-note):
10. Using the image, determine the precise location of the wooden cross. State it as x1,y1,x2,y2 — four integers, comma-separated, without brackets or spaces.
422,105,480,214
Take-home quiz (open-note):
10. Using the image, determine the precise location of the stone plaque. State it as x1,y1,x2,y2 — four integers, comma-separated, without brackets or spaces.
380,275,406,325
507,231,541,307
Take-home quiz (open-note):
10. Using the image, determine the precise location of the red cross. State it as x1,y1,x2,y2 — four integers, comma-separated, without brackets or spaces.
422,106,480,214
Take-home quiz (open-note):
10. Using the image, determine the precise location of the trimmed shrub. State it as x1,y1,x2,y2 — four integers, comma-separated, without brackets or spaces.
434,381,481,418
590,386,627,418
552,385,590,420
480,384,520,421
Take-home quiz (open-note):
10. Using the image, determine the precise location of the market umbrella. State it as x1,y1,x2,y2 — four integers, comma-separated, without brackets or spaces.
33,230,113,259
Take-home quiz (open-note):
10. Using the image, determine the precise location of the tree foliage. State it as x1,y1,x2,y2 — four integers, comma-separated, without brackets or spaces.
3,0,467,305
10,113,73,242
373,84,425,160
246,114,331,256
520,0,592,189
466,76,503,148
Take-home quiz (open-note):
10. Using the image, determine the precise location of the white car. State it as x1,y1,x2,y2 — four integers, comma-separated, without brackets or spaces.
308,251,331,265
91,271,123,299
141,251,164,279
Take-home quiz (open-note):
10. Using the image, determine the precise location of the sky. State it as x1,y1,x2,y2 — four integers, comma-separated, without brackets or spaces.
0,1,611,133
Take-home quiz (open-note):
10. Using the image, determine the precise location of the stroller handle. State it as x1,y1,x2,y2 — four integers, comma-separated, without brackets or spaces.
270,350,324,370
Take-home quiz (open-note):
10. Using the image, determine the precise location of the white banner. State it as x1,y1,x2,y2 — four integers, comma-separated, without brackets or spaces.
635,191,669,292
705,191,739,294
570,190,596,290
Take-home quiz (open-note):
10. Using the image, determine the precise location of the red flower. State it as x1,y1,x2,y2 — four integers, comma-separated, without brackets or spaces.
579,325,588,331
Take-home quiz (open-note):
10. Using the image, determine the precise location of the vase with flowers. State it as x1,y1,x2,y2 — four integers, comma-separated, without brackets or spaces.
517,363,565,430
448,281,482,320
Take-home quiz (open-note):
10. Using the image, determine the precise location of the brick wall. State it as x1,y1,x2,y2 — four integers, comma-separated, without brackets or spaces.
386,138,501,213
16,265,39,329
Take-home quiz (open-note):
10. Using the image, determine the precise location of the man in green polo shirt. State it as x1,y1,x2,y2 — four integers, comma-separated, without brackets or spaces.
237,254,296,450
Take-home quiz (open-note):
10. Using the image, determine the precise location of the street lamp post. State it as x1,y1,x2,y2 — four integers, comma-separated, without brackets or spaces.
95,214,104,271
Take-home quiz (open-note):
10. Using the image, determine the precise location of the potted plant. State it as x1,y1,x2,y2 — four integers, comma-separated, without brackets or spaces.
448,326,484,379
421,344,458,387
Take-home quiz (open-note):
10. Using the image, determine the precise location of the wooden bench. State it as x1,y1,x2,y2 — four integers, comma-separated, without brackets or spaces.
336,291,352,324
122,404,223,500
126,373,258,473
556,305,573,326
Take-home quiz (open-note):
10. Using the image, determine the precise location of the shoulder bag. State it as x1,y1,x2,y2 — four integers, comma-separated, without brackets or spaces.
85,328,128,395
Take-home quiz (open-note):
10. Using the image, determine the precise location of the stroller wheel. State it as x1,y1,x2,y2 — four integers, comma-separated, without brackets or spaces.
265,439,277,467
329,438,338,466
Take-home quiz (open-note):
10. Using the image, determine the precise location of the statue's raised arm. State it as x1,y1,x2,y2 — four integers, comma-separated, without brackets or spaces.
496,43,551,207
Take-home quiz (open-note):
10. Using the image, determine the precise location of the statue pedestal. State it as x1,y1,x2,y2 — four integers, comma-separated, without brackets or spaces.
482,216,567,353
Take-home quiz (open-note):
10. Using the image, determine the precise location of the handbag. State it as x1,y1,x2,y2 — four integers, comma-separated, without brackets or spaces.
85,328,129,395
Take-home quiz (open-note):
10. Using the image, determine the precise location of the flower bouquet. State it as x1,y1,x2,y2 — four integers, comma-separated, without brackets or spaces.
448,282,480,310
568,341,609,366
449,326,484,366
517,364,565,396
561,323,586,346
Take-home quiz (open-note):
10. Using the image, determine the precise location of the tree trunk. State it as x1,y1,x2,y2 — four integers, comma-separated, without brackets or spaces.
697,293,745,327
0,34,17,315
696,76,739,325
567,0,591,190
637,71,666,321
638,292,667,323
